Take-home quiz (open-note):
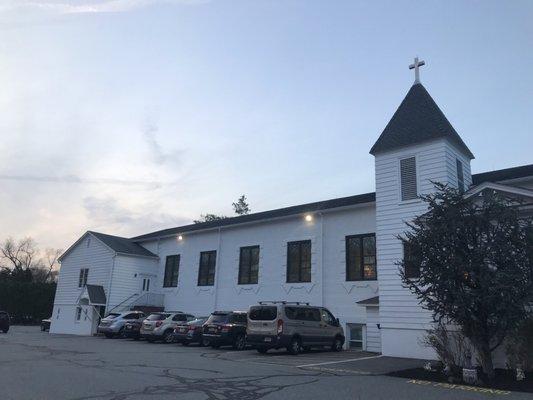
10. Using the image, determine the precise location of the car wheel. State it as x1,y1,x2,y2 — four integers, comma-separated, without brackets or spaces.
117,327,125,338
287,337,301,355
257,347,268,354
201,337,210,347
331,336,343,352
2,328,8,333
163,330,174,344
233,334,246,351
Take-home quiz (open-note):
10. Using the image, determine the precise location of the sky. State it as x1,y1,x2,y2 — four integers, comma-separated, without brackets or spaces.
0,0,532,251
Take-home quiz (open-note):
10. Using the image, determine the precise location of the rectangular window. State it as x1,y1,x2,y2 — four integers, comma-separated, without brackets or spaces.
286,240,311,283
238,246,260,284
403,242,420,279
197,251,216,286
400,157,417,201
78,268,89,288
346,234,377,281
75,307,82,321
348,324,364,349
163,255,180,287
456,158,464,192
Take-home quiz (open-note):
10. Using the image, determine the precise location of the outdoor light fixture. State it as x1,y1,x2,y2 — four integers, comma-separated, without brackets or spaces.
304,214,313,222
177,235,183,241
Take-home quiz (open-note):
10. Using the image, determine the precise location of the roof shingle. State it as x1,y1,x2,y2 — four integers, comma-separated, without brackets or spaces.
369,83,474,159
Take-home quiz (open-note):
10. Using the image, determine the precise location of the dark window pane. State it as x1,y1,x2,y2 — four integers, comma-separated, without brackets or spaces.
198,251,216,286
286,241,312,283
346,235,376,281
404,242,420,279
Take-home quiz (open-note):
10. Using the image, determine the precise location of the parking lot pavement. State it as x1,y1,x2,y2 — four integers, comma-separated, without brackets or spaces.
1,326,531,400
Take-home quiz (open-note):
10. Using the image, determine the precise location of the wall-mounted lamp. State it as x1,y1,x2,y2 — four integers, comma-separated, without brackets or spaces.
377,323,381,330
304,214,313,222
177,235,183,241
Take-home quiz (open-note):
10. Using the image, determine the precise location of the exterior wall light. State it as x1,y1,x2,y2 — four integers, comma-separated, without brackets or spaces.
304,214,313,222
177,235,183,241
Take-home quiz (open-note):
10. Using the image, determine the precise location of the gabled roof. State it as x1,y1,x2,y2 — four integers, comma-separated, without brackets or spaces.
356,296,379,306
89,231,157,258
131,192,376,241
58,231,158,262
369,83,474,159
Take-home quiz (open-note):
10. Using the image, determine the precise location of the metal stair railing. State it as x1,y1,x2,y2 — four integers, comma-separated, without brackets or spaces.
106,293,139,315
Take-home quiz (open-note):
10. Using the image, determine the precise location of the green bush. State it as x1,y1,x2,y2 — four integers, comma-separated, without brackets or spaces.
0,281,56,324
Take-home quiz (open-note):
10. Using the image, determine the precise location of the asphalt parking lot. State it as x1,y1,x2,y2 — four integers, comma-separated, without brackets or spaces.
0,326,529,400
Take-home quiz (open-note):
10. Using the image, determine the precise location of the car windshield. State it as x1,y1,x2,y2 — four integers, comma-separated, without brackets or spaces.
190,318,207,325
206,314,229,324
106,313,121,319
146,313,170,321
249,306,277,321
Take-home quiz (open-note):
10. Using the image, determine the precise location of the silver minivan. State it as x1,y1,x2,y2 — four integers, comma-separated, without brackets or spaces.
246,301,345,355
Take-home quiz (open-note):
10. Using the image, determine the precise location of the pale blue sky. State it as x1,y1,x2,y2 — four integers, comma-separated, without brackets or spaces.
0,0,532,249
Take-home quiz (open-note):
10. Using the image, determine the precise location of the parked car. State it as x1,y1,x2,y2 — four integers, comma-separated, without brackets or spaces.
173,317,208,346
140,312,195,343
0,311,10,333
201,311,248,350
123,319,145,340
97,311,145,338
41,317,51,332
246,301,345,355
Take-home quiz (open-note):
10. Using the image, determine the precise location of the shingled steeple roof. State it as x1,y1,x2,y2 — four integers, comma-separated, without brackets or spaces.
369,83,474,159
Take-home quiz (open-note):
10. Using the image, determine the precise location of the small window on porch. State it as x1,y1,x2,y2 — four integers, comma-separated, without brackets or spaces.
348,324,364,349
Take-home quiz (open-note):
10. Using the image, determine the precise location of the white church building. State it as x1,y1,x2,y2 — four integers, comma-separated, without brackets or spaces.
50,62,533,360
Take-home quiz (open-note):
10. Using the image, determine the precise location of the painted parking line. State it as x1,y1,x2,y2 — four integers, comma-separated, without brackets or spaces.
297,354,384,368
408,379,511,396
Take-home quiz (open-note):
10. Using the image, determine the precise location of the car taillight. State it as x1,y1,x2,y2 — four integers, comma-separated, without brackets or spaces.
155,321,163,327
277,319,283,335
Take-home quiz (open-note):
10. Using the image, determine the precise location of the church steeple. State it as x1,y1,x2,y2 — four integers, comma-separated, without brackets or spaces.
369,60,474,159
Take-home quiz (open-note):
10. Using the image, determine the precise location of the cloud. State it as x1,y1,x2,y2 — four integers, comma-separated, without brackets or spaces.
142,119,184,166
0,174,162,189
83,196,189,235
0,0,207,15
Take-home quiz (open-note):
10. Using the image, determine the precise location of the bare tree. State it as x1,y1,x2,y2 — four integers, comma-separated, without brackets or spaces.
0,237,62,283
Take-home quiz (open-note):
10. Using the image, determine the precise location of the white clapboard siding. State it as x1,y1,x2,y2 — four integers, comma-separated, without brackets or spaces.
365,307,381,353
375,138,473,358
53,233,114,306
108,255,159,309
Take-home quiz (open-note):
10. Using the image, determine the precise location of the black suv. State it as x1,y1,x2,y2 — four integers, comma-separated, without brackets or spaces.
0,311,10,333
202,311,247,350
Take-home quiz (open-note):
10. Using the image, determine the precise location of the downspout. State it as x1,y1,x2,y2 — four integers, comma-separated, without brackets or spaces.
320,212,325,307
213,227,222,310
105,254,117,315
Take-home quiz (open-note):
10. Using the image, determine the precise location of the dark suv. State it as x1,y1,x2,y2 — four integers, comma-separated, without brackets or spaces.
0,311,10,333
202,311,247,350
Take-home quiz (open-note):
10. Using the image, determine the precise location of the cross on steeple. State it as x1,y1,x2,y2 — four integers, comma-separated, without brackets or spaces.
409,57,425,84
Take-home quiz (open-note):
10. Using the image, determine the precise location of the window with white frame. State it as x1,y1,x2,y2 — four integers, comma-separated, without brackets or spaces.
348,324,364,349
78,268,89,288
400,157,417,201
75,307,82,321
456,158,464,192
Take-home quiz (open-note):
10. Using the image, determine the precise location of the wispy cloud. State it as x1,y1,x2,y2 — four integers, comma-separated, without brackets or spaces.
83,196,189,235
0,0,207,15
142,119,184,166
0,174,161,189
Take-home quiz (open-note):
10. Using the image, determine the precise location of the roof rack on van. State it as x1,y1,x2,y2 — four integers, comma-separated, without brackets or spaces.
258,301,310,306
